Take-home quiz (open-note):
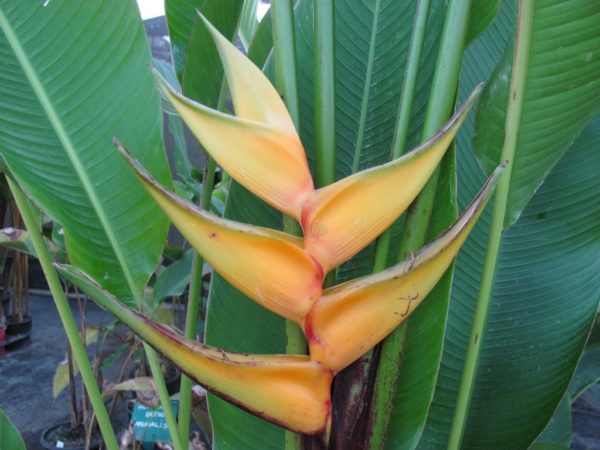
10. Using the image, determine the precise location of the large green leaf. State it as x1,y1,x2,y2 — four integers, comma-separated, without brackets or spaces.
473,0,600,227
0,1,170,306
420,2,600,447
0,409,25,450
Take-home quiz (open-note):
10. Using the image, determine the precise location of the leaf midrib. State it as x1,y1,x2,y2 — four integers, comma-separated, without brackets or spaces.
351,0,382,174
0,7,140,304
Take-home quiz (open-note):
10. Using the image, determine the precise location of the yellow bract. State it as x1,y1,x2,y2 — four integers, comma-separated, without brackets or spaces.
199,14,298,135
57,265,333,437
116,141,322,322
305,166,504,372
156,77,313,219
302,85,484,272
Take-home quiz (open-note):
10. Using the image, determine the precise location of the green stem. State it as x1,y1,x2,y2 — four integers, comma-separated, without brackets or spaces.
398,0,472,261
7,178,119,450
372,0,432,275
368,0,471,447
177,157,216,444
447,3,532,448
178,73,227,444
144,344,184,450
271,4,305,448
271,0,300,127
367,1,432,446
314,0,336,188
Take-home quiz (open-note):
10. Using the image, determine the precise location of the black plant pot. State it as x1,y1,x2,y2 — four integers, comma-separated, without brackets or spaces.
5,314,32,335
40,422,102,450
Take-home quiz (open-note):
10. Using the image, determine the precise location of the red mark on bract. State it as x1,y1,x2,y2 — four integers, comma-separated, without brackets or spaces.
303,308,322,346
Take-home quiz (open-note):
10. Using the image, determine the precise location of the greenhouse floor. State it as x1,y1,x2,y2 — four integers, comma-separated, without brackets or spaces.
0,294,598,449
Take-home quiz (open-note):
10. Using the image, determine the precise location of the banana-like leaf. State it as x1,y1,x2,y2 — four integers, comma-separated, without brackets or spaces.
473,0,600,227
238,0,259,50
156,74,313,220
57,264,333,437
0,1,170,306
117,141,322,322
466,0,502,45
307,166,503,372
303,86,482,272
419,2,600,447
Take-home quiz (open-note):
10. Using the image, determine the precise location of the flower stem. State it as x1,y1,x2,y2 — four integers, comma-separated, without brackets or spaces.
367,1,432,447
8,177,119,450
368,0,472,447
447,2,532,448
177,156,216,444
314,0,336,189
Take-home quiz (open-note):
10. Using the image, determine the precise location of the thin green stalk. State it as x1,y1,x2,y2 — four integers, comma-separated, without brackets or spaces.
271,0,300,126
178,76,226,443
271,4,305,448
367,0,472,447
144,344,184,450
367,1,432,446
7,178,119,450
177,156,216,444
372,0,432,274
314,0,336,188
447,3,532,448
399,0,472,260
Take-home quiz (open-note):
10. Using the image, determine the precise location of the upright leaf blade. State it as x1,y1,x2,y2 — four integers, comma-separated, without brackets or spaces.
473,0,600,227
421,2,600,446
0,1,170,306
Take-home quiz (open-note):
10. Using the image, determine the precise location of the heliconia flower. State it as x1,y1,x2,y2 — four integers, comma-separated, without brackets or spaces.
115,139,323,323
57,264,333,437
305,164,505,373
94,13,503,439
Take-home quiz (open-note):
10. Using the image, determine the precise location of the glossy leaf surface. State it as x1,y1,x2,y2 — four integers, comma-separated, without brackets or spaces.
473,0,600,227
0,1,170,306
419,3,600,447
0,409,25,450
